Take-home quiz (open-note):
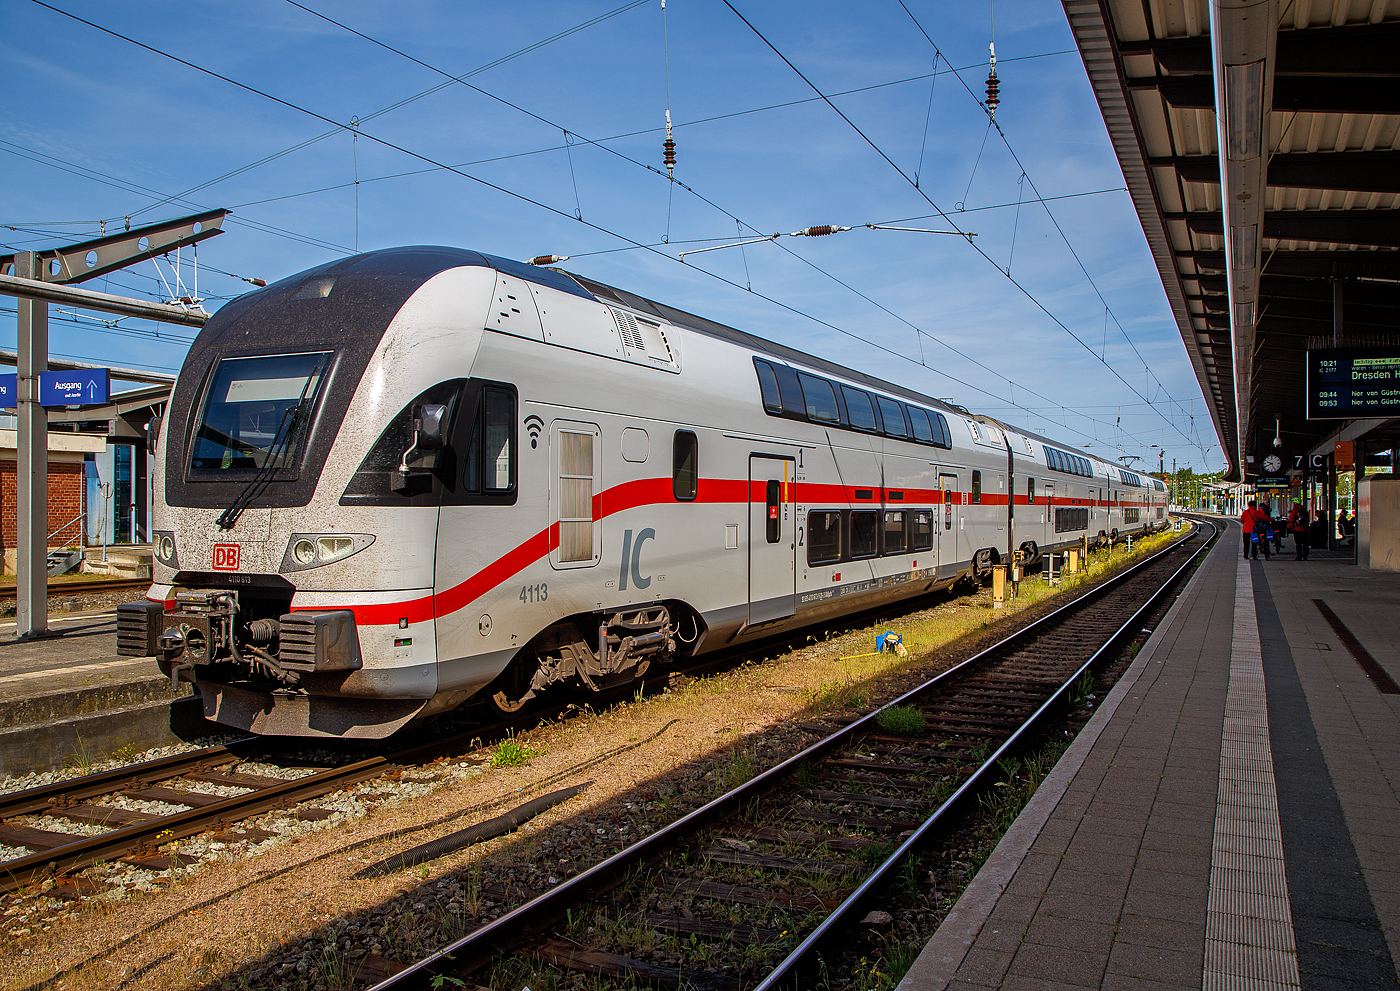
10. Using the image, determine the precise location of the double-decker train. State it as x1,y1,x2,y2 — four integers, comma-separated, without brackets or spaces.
118,247,1169,738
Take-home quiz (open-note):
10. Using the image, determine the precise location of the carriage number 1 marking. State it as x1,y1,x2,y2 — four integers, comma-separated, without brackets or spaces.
520,583,548,603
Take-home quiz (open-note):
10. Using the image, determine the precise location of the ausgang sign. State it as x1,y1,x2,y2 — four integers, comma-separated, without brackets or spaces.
38,368,109,406
1307,347,1400,419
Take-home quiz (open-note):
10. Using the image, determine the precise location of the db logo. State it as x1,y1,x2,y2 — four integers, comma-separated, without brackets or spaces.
212,544,241,571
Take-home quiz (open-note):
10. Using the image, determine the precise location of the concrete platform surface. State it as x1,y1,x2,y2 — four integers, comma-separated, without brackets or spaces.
900,523,1400,991
0,609,204,777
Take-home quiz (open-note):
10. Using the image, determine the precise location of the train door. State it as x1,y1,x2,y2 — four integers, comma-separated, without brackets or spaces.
1043,480,1054,548
748,455,795,625
938,473,959,569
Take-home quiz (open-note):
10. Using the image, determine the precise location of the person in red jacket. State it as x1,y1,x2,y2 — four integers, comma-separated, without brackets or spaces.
1240,500,1270,560
1288,502,1311,560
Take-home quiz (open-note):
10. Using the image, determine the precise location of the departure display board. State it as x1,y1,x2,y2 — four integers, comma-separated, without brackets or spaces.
1307,348,1400,419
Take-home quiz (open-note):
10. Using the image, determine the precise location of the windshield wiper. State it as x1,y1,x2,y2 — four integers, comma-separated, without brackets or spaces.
214,380,315,531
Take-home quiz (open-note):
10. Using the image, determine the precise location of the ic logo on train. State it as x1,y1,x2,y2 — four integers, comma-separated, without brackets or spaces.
212,544,241,571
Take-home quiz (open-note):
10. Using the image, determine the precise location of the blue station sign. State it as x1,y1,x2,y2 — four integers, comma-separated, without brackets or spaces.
0,374,15,409
39,368,110,406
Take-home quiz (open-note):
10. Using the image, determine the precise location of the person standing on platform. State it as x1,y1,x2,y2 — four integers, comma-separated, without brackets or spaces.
1241,500,1267,559
1289,502,1311,560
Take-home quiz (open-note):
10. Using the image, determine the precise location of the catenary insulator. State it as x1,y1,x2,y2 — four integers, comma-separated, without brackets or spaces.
243,277,267,287
985,72,1000,115
663,137,676,173
803,226,835,237
528,255,570,266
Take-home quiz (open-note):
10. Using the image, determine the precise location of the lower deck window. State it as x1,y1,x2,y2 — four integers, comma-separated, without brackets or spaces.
972,470,982,504
1055,507,1089,533
850,510,878,558
1124,508,1140,524
913,510,933,551
808,511,842,565
883,511,906,554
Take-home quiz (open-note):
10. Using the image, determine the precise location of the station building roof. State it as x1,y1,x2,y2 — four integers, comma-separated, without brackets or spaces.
1064,0,1400,480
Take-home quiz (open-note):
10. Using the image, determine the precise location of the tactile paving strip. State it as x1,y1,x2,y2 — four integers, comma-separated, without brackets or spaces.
1201,561,1301,990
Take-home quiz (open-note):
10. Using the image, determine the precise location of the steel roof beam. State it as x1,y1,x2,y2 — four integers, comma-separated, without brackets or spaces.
1122,20,1400,72
1129,75,1400,115
1151,151,1400,194
1166,210,1400,249
1212,0,1278,480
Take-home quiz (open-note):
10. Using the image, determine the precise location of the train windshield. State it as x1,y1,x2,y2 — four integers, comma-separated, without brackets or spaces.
189,352,331,474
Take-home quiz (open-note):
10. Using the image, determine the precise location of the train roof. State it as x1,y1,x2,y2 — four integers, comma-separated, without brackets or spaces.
559,271,964,418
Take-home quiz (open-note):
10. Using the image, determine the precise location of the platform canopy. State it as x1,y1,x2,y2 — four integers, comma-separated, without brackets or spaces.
1064,0,1400,481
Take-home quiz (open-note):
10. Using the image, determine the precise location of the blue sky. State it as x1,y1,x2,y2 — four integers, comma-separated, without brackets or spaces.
1,0,1222,472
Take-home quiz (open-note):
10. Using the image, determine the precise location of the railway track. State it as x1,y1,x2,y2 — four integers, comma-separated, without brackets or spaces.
0,577,151,600
365,519,1218,991
0,524,1198,974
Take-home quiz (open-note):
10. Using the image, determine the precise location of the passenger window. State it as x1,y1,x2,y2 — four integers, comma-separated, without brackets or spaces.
842,387,877,431
672,430,698,501
464,386,515,494
807,511,842,564
912,510,933,551
877,398,907,438
932,411,952,448
1028,477,1035,505
766,480,781,543
850,510,878,558
753,359,782,414
883,510,907,554
797,373,841,424
339,378,465,505
972,470,982,504
908,407,933,443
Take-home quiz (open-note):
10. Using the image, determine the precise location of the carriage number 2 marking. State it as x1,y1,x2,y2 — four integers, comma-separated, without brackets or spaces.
520,583,548,603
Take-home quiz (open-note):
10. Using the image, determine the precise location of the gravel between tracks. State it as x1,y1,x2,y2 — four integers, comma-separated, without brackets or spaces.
0,533,1184,990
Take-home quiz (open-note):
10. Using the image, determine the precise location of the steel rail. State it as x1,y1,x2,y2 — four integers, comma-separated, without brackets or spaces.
753,518,1221,989
0,716,536,894
369,521,1210,991
0,753,397,894
0,740,257,820
0,577,151,599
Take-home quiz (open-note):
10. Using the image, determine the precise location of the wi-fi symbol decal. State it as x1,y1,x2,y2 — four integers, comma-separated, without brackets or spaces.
524,415,544,449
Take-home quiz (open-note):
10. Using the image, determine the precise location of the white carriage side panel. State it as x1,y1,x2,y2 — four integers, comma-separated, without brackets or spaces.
489,272,545,342
873,452,944,582
289,265,495,684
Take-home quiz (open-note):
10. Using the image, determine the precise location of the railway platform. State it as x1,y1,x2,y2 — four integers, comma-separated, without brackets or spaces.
900,521,1400,991
0,608,204,778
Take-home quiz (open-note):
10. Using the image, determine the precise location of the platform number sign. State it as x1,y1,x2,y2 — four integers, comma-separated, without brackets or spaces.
212,544,241,571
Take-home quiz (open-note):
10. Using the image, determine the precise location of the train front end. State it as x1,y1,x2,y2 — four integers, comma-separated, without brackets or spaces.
116,247,510,738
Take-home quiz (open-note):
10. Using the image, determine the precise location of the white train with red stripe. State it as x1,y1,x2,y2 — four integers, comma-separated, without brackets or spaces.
117,247,1169,738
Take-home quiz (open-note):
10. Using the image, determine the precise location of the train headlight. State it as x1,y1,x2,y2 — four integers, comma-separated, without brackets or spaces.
279,533,375,574
153,531,179,568
316,536,355,563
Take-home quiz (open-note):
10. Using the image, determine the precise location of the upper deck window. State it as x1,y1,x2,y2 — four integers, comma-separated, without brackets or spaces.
908,406,933,443
842,387,878,432
753,359,782,413
798,372,841,424
877,397,908,438
189,351,331,476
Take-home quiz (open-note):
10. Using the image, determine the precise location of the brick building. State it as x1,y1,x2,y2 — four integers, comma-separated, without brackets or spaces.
0,430,107,572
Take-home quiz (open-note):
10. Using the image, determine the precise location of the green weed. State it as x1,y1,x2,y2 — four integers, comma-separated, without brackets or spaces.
490,733,539,768
875,704,926,736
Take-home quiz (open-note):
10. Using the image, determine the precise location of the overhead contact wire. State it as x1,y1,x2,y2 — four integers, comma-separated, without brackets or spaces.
722,0,1196,452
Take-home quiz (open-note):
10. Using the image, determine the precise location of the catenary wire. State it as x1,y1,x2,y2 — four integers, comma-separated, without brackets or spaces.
720,1,1197,454
23,1,1160,456
896,1,1195,430
277,2,1153,449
